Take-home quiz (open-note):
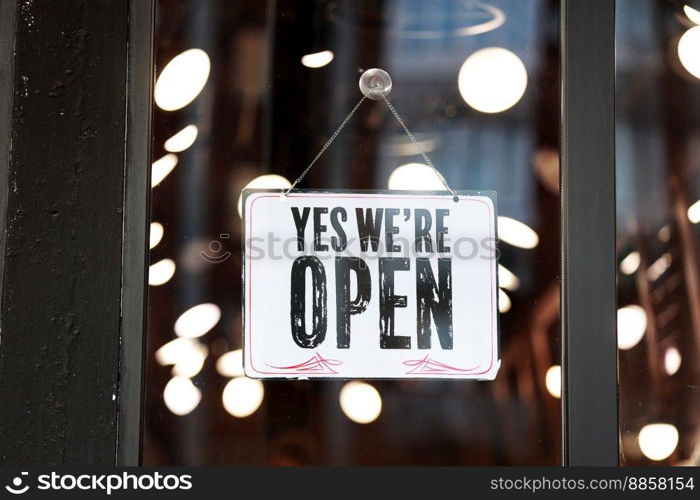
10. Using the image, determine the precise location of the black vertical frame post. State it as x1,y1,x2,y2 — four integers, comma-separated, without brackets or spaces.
118,0,154,466
0,0,15,294
561,0,619,465
0,0,153,465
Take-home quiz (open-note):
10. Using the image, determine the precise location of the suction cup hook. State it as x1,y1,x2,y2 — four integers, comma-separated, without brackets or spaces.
359,68,392,100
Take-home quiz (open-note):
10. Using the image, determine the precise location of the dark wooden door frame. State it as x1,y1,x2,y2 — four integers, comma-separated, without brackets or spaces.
0,0,153,465
119,0,155,467
0,0,617,465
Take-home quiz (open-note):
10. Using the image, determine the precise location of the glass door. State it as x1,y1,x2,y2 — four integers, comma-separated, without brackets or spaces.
144,0,561,465
616,0,700,466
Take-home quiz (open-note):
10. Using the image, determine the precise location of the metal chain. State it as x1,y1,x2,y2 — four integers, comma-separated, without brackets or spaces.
283,91,456,198
283,96,366,196
381,94,456,197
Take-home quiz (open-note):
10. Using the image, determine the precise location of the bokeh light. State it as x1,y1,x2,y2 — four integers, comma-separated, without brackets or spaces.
619,251,640,275
151,154,178,188
222,377,265,418
339,381,382,424
458,47,527,113
150,222,164,250
216,349,245,377
237,174,292,217
498,288,512,313
164,125,198,153
498,216,539,249
678,26,700,80
638,423,679,461
387,163,444,191
664,346,682,376
163,377,201,416
545,365,561,399
498,264,520,291
301,50,334,68
617,305,647,350
155,49,211,111
148,258,176,286
174,303,221,338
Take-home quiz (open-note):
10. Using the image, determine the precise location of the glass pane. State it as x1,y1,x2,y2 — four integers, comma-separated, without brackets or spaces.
145,0,561,465
617,0,700,465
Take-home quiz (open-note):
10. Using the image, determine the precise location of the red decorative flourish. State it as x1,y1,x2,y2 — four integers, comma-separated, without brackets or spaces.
403,354,480,375
266,353,342,375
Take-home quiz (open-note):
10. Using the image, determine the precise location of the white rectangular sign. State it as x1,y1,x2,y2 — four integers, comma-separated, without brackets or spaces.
242,190,499,379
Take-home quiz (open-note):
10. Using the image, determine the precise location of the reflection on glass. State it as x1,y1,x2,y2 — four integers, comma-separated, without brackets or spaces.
387,163,443,190
684,4,700,25
151,154,178,187
236,174,292,217
173,303,221,339
663,346,682,376
498,288,512,314
638,423,679,461
458,47,528,113
497,216,539,249
617,305,647,351
498,264,520,291
617,0,700,466
216,349,245,377
149,222,164,250
545,365,561,399
164,125,199,153
163,376,202,416
155,48,211,111
222,377,265,418
146,0,561,465
678,26,700,80
339,381,383,424
301,50,334,68
620,251,641,275
148,258,176,286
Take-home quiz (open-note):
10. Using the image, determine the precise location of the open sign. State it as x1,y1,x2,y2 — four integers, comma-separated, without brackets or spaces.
242,190,499,379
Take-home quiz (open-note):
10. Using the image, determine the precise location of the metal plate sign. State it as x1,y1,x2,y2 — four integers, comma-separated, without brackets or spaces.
242,190,499,379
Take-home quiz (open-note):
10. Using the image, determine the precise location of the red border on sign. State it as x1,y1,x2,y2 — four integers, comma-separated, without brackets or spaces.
245,193,496,377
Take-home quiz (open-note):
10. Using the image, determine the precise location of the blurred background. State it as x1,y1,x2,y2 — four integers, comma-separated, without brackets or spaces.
144,0,699,465
616,0,700,466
